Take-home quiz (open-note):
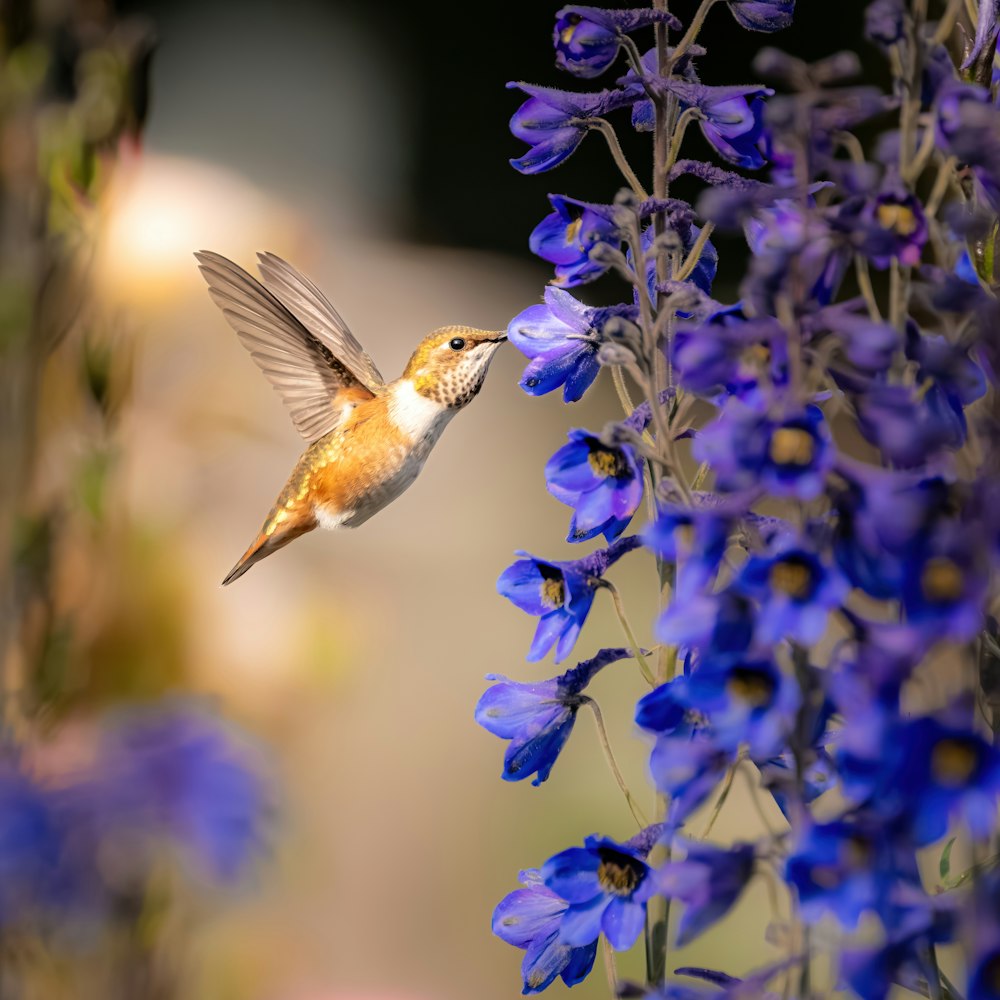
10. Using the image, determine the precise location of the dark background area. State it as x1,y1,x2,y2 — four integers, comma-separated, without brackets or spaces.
120,0,876,260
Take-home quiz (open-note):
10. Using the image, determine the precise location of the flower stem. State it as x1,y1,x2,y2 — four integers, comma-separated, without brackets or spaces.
581,697,649,828
589,119,649,199
601,580,655,685
612,364,637,417
854,257,883,322
668,0,719,67
700,761,738,839
663,107,702,176
601,936,619,998
675,222,716,281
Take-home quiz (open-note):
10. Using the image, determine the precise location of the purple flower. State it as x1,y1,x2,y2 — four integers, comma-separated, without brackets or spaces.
507,286,637,402
860,188,928,269
656,588,756,662
493,869,598,993
802,302,900,374
497,536,641,662
553,6,679,79
650,735,735,827
95,706,270,882
508,82,639,174
693,401,834,500
662,81,773,170
545,429,643,542
737,535,849,645
672,306,787,403
726,0,795,31
475,648,633,785
529,195,619,287
962,0,1000,73
541,831,657,950
656,841,756,946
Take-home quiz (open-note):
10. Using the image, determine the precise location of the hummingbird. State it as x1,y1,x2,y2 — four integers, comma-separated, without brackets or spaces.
195,250,507,585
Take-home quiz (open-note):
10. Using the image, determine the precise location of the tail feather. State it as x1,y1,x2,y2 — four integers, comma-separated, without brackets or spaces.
221,514,316,586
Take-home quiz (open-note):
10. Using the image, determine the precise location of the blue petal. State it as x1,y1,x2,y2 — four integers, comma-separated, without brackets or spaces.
558,894,608,946
542,847,601,903
529,611,570,662
602,896,647,950
493,887,563,947
498,559,547,615
475,680,562,739
505,715,577,785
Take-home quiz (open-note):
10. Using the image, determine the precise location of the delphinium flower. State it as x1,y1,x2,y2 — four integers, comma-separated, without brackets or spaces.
497,536,641,661
545,430,643,542
475,648,634,784
486,0,1000,996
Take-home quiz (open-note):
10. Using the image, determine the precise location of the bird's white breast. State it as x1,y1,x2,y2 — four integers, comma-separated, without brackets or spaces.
388,379,453,443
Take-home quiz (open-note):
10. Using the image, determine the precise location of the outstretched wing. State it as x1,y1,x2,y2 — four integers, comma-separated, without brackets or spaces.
255,252,386,396
195,250,377,443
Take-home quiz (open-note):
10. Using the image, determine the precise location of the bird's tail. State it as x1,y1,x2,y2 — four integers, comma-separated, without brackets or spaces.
221,513,316,586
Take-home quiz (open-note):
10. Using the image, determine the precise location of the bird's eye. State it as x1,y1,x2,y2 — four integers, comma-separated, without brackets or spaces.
449,337,466,351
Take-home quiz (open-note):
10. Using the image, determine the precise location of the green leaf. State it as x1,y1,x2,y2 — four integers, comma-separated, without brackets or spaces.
939,837,956,881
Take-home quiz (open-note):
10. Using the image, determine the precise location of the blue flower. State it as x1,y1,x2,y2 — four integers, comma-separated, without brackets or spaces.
803,302,900,374
541,831,657,950
726,0,795,31
0,765,61,924
642,501,734,600
475,648,633,785
507,286,637,402
661,82,773,170
96,705,269,882
785,818,918,929
553,6,679,79
508,82,640,174
545,430,643,542
737,535,849,645
656,589,756,663
649,734,735,828
838,701,1000,846
493,869,598,993
686,657,800,761
529,195,619,287
497,536,641,662
693,401,833,500
656,841,756,946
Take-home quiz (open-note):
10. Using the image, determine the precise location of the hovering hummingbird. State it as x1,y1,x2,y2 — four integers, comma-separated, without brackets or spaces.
195,250,507,585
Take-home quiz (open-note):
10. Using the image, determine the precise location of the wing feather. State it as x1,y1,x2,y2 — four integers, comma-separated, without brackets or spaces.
255,251,386,395
195,250,375,443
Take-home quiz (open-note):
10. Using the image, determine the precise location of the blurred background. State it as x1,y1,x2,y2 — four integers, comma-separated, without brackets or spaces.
1,1,876,998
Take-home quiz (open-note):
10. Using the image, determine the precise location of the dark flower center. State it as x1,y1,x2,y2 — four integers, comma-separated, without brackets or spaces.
769,428,814,467
876,202,918,237
588,446,626,478
811,834,872,889
976,951,1000,992
726,666,776,708
541,576,566,609
596,848,644,896
920,557,964,603
931,737,979,788
769,556,816,601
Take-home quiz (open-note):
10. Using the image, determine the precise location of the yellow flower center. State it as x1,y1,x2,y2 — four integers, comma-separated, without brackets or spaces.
564,216,583,247
769,428,815,467
588,447,621,478
726,667,775,708
541,576,566,609
769,557,815,601
596,851,643,896
931,738,979,788
560,13,581,44
920,557,964,603
742,343,771,366
877,202,918,236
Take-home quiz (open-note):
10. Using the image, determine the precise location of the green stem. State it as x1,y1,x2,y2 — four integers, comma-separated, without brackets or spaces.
699,761,738,839
589,119,648,199
663,107,702,175
580,697,649,828
601,581,655,685
675,222,716,281
854,256,883,322
668,0,719,68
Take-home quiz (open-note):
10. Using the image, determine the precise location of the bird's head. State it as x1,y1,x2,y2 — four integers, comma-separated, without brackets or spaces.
403,326,507,408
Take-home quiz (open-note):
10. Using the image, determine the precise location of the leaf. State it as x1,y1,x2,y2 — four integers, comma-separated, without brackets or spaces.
939,837,956,881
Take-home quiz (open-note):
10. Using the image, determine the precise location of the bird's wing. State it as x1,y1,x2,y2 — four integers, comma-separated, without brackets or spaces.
255,252,386,396
195,250,377,444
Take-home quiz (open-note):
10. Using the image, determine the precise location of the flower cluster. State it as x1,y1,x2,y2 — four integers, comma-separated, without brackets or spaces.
481,1,1000,997
0,704,269,930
